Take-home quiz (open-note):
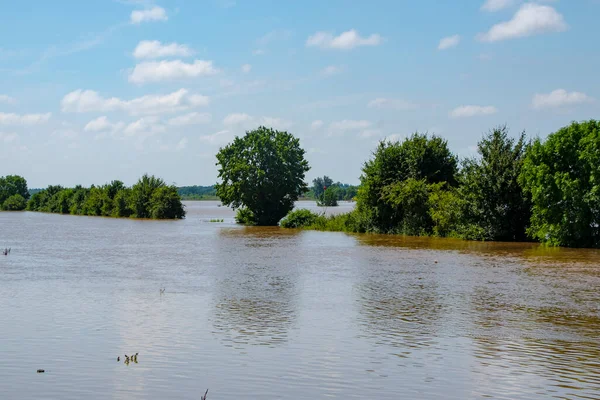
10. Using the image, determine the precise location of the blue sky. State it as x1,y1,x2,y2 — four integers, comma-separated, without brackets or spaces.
1,0,599,187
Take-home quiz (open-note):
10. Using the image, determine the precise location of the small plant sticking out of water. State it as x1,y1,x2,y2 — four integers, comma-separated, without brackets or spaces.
209,219,224,223
201,389,209,400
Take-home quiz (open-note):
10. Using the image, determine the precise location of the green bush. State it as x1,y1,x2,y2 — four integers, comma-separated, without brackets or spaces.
235,208,256,225
2,194,27,211
280,209,321,228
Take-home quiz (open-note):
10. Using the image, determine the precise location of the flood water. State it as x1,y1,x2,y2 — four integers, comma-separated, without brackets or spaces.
1,201,599,399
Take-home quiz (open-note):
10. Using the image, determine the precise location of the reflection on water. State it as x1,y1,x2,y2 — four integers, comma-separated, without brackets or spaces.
1,201,600,399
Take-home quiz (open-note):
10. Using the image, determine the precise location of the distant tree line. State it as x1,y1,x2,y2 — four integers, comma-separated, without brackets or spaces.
1,174,185,219
177,185,218,200
304,176,358,206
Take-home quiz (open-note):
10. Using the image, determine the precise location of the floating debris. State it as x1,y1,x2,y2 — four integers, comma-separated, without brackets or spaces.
37,369,45,373
201,389,209,400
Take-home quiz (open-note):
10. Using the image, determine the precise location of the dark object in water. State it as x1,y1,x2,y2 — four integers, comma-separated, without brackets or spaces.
117,356,120,362
201,389,208,400
37,369,45,373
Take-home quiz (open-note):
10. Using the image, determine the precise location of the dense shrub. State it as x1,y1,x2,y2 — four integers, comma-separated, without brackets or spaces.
2,194,27,211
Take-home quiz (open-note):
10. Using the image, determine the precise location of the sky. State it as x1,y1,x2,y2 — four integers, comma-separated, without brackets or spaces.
1,0,599,188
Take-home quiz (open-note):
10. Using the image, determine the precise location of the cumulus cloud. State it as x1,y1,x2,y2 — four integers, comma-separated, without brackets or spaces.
130,7,167,24
311,120,324,130
449,105,498,118
0,95,16,104
167,112,212,126
438,34,461,50
321,65,343,76
481,0,516,12
199,129,232,145
0,132,18,143
128,60,219,84
477,3,567,42
368,98,418,111
328,120,371,136
532,89,594,109
123,116,166,137
358,129,381,139
61,88,209,115
222,113,292,130
306,29,382,50
133,40,194,59
241,64,252,73
0,112,51,125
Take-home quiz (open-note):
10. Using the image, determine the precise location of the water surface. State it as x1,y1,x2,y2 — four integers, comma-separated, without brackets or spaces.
1,201,599,399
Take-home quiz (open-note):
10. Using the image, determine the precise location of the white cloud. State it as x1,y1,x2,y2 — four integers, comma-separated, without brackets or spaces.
306,29,382,50
200,130,231,145
0,132,18,143
321,65,343,76
385,133,405,142
167,112,212,126
477,3,567,42
222,113,292,130
0,95,16,104
223,113,253,126
0,112,51,125
449,105,498,118
133,40,194,59
252,49,265,56
52,129,79,139
61,88,209,115
241,64,252,73
481,0,516,12
128,60,219,84
532,89,594,109
368,98,418,111
130,7,167,24
438,34,461,50
358,129,381,139
83,116,125,133
123,116,166,137
311,120,324,130
175,137,188,151
328,120,372,135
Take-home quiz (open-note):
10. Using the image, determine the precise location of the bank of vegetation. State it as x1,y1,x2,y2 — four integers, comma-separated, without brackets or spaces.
177,185,218,200
213,122,599,248
1,174,185,219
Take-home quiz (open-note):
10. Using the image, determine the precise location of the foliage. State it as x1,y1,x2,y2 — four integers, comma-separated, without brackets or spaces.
312,176,333,199
215,126,310,225
0,175,29,207
459,126,531,241
519,120,600,247
25,175,185,220
318,187,339,207
304,182,358,201
356,133,458,233
235,208,255,225
178,185,218,200
2,194,27,211
280,209,321,228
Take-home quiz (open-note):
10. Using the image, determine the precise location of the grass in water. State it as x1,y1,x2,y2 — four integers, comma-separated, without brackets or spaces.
209,219,224,223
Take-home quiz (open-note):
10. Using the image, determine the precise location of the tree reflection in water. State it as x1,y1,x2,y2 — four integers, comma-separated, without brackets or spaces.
210,227,302,348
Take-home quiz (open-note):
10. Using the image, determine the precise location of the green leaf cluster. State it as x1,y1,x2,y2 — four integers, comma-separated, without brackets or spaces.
215,126,309,225
0,175,29,211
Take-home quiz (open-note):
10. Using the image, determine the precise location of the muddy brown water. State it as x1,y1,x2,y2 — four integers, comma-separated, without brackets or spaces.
1,201,599,399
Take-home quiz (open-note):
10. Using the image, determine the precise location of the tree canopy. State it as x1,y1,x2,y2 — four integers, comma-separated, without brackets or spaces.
519,120,600,248
215,126,309,225
0,175,29,211
26,174,185,219
459,126,531,241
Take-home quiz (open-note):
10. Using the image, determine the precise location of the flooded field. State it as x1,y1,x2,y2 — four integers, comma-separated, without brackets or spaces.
1,201,599,399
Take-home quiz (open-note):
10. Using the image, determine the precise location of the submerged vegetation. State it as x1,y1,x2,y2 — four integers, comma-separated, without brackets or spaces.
279,120,600,249
27,174,185,219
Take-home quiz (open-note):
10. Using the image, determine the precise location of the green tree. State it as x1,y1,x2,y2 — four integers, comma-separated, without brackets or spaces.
129,174,166,218
0,175,29,205
312,176,333,199
519,120,600,247
356,133,458,233
318,186,338,207
149,186,186,219
2,194,27,211
460,126,531,241
215,126,310,225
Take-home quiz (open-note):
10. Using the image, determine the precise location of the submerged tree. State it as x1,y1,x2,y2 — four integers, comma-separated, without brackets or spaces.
0,175,29,210
215,126,310,226
519,120,600,248
312,176,333,199
460,126,531,241
356,133,458,233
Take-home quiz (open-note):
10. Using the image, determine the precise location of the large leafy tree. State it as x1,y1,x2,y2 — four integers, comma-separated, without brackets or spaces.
0,175,29,208
215,126,310,226
519,120,600,248
312,176,333,199
460,126,531,241
356,133,458,233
